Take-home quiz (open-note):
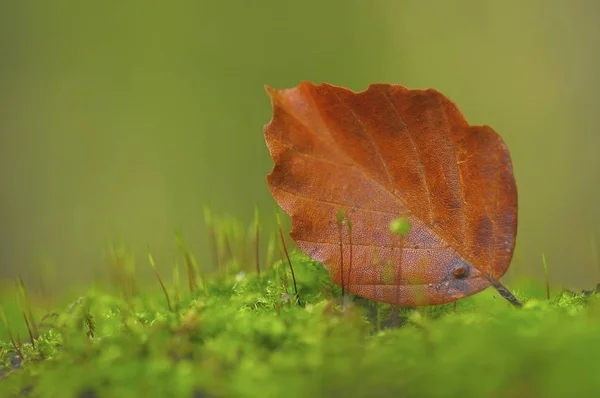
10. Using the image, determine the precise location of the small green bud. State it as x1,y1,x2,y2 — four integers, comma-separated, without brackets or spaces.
337,209,345,223
390,216,411,236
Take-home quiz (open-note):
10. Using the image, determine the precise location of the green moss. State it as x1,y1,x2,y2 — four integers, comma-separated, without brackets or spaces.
1,250,599,398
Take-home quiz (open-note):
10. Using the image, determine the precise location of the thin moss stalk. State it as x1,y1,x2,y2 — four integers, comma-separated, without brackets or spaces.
542,252,550,300
172,262,181,313
148,249,173,312
0,307,23,361
336,209,346,302
203,204,220,270
276,211,299,301
254,204,261,276
17,277,38,341
175,231,199,294
266,231,276,273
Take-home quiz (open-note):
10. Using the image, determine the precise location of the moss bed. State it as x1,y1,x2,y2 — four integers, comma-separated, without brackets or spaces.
1,250,599,398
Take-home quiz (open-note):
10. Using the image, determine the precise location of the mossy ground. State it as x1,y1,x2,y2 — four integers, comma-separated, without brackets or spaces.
1,239,599,397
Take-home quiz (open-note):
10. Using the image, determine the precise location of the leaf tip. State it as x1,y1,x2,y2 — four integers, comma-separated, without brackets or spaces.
264,84,275,94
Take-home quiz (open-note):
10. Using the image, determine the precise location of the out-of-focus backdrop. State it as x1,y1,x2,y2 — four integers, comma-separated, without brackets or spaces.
1,1,599,293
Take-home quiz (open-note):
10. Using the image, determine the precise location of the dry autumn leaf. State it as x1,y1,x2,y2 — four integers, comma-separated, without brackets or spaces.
263,82,519,307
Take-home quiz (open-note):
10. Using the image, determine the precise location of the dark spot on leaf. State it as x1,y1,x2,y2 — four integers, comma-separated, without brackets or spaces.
452,265,469,279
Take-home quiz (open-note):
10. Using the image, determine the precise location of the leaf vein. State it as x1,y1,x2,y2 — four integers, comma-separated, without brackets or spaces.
377,87,435,226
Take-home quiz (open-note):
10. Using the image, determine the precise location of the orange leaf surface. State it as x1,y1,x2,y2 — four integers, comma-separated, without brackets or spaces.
263,82,518,306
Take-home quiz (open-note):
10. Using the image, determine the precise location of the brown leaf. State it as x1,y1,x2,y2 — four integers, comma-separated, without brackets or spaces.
263,82,518,306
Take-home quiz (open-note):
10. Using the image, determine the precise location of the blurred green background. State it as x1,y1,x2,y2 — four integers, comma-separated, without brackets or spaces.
0,0,599,295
